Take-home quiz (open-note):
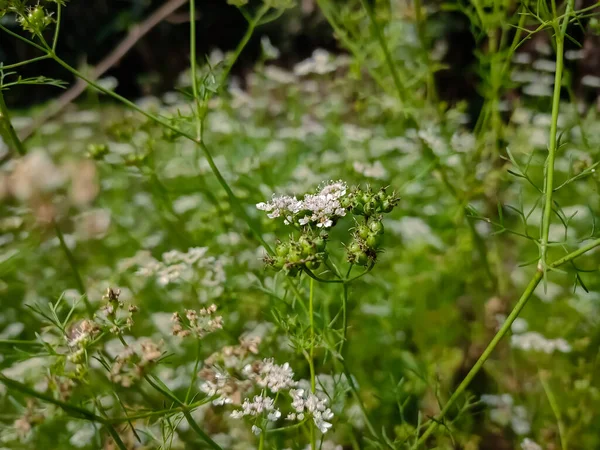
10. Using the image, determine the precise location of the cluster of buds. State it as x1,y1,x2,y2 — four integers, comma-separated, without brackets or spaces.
99,287,138,334
265,233,328,277
66,319,100,377
86,143,109,160
199,336,262,405
109,340,162,387
123,151,149,167
204,335,261,368
171,304,223,338
343,186,399,217
16,5,53,35
346,216,384,266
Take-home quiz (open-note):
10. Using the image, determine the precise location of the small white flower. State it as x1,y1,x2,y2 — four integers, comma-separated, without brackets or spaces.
251,425,262,436
521,438,543,450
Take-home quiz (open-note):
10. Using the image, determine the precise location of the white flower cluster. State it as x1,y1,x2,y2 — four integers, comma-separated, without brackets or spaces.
481,394,531,435
521,438,543,450
510,331,571,354
294,49,338,76
227,358,335,436
171,304,223,339
288,389,334,434
353,161,388,179
200,371,234,406
127,248,226,294
257,181,348,228
230,394,282,422
243,358,296,392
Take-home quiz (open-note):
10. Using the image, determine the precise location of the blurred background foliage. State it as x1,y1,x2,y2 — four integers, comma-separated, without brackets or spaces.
2,0,600,116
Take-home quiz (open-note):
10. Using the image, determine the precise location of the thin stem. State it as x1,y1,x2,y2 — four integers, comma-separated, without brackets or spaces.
0,24,48,53
416,235,600,446
416,270,543,445
48,53,272,254
339,283,349,355
54,221,93,316
308,278,317,450
185,339,202,403
539,371,568,450
413,0,436,101
105,424,128,450
189,0,202,141
52,2,62,52
0,88,26,156
540,1,570,271
219,4,270,87
181,409,223,450
258,430,265,450
0,54,51,70
0,373,103,421
359,0,405,105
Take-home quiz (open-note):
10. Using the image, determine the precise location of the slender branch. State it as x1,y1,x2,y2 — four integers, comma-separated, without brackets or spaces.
539,371,568,450
218,4,270,87
52,2,62,52
181,409,223,450
0,373,102,421
54,221,93,315
416,235,600,446
19,0,189,141
0,88,26,156
0,55,51,71
308,278,317,450
358,0,405,105
540,0,571,272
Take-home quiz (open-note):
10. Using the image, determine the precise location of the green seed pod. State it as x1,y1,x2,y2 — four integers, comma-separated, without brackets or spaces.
366,233,382,249
272,256,286,270
275,242,290,257
363,200,377,216
347,241,362,255
355,250,369,266
298,235,314,256
381,199,394,213
356,224,370,240
369,219,384,235
314,236,327,253
287,250,301,264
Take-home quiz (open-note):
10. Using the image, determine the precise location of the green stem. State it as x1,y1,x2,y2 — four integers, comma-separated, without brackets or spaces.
416,236,600,446
0,55,51,71
0,88,26,156
181,409,223,450
308,278,317,450
416,270,543,445
359,0,405,105
105,425,128,450
52,2,62,52
540,2,570,271
258,430,265,450
189,0,202,141
54,221,93,316
413,0,436,102
185,339,202,403
48,53,271,254
0,24,48,53
219,4,270,87
539,371,568,450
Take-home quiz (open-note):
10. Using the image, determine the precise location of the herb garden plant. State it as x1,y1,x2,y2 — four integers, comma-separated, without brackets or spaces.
1,0,600,449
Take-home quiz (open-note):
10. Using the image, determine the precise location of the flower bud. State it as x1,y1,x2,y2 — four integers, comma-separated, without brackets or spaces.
368,219,384,235
366,233,382,249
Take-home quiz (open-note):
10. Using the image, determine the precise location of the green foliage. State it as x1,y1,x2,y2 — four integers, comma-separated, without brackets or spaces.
1,0,600,449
